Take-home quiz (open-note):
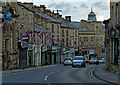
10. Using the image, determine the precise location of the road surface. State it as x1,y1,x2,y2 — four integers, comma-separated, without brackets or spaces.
2,64,108,84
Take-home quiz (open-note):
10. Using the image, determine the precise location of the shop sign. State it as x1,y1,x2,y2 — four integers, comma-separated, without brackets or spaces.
28,45,33,50
21,41,29,48
52,47,57,53
89,50,95,55
42,46,47,52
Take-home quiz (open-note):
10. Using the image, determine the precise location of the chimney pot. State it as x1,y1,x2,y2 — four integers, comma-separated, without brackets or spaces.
65,16,71,22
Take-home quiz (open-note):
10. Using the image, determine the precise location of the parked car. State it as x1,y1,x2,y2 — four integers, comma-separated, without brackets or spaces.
99,58,104,63
64,57,72,66
72,56,86,67
102,58,105,63
89,58,99,65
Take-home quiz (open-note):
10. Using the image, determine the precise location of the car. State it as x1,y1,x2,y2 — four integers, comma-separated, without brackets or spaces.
63,57,72,66
102,58,105,63
99,58,104,63
89,58,99,65
72,56,86,67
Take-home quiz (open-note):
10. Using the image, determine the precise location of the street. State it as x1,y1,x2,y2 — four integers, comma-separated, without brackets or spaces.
2,64,107,84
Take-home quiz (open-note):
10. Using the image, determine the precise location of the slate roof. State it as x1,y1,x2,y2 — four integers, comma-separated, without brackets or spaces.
58,18,77,29
34,24,50,33
71,21,92,32
35,12,61,23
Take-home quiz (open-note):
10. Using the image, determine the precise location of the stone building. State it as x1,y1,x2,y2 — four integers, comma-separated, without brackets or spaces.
71,8,104,60
57,16,79,62
0,1,3,70
17,2,35,68
30,4,62,65
103,1,120,73
2,1,19,70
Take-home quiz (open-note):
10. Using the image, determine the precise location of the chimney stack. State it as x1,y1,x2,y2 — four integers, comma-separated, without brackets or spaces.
23,3,33,8
65,16,71,22
59,15,62,18
40,5,46,13
46,9,51,17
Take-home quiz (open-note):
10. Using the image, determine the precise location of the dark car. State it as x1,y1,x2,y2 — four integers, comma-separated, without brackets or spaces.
72,56,86,67
89,58,99,65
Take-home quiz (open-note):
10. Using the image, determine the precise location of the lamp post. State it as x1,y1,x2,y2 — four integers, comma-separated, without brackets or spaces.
110,29,116,38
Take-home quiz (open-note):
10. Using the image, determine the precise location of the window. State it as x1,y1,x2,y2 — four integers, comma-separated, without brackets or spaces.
21,8,24,18
52,24,54,33
62,38,64,45
66,30,68,37
91,38,93,42
11,31,13,50
57,25,59,33
116,3,118,24
79,37,82,42
66,38,68,46
75,30,77,37
21,24,23,33
71,30,73,37
96,26,98,29
29,14,31,22
62,30,64,37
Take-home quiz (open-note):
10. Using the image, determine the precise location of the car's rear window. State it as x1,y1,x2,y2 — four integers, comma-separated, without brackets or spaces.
73,57,83,60
64,58,72,60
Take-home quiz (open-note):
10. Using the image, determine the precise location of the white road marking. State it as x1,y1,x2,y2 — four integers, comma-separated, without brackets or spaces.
45,72,55,80
45,76,48,80
49,72,55,75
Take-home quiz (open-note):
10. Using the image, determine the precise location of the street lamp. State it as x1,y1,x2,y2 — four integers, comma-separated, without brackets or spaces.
110,29,116,38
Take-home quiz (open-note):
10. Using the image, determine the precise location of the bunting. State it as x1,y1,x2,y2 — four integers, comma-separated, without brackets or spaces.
61,39,63,44
56,37,59,42
45,33,49,39
38,32,42,38
26,28,31,34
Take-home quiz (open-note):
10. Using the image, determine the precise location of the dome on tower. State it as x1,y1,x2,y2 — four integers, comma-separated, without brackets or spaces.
87,7,97,22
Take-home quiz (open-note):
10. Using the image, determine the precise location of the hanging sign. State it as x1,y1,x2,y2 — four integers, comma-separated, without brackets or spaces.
4,12,11,20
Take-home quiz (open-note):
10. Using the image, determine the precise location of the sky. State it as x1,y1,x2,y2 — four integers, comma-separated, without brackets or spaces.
17,0,110,22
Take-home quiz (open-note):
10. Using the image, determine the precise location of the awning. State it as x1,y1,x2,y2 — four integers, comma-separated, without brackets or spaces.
52,47,57,53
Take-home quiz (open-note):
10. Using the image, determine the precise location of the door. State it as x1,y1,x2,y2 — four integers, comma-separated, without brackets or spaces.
19,48,27,69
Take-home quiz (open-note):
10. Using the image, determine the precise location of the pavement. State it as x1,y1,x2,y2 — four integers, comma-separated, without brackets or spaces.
93,64,119,85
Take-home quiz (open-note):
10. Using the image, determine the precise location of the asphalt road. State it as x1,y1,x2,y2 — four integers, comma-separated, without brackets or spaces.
2,64,107,84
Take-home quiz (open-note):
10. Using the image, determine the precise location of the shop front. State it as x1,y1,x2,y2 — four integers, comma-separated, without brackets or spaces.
28,44,34,67
41,46,48,66
35,45,41,66
70,48,75,59
51,47,57,64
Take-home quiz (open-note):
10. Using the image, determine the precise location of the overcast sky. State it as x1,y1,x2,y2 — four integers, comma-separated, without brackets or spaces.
17,0,110,22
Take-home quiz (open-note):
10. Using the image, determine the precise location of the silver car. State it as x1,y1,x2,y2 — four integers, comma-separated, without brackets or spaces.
72,56,86,67
64,57,72,66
